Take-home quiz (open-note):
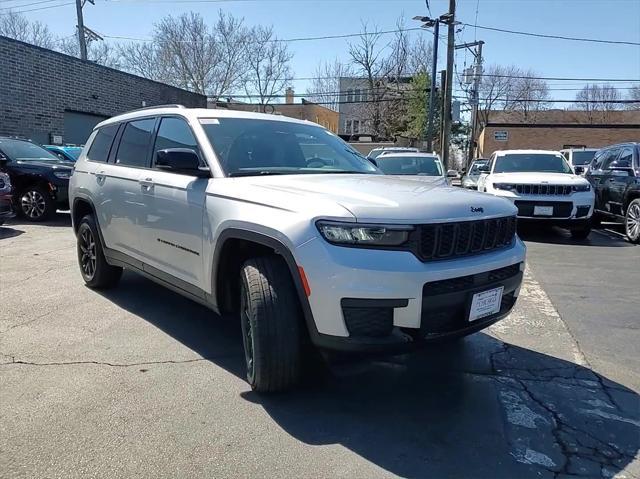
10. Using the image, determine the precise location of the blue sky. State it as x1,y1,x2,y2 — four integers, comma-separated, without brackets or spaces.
11,0,640,102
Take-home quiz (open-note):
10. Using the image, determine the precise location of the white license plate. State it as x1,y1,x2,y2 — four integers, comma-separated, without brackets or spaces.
469,286,504,322
534,205,554,216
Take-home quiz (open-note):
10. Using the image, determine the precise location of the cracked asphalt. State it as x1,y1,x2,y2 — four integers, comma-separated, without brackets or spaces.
1,215,638,479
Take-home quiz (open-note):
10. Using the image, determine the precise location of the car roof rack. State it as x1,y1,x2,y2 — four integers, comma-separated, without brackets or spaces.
128,104,186,113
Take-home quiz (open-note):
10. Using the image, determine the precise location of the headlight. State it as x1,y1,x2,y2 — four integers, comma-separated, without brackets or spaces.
493,183,515,191
53,171,71,179
317,221,412,246
572,183,591,192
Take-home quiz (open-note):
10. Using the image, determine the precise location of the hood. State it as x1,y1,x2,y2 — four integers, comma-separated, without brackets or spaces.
488,172,587,185
227,174,517,223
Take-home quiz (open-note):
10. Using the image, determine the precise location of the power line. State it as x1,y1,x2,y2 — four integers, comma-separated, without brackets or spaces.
463,22,640,46
0,0,73,14
0,0,63,10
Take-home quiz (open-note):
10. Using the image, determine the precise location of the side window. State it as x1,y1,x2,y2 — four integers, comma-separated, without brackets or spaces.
115,118,156,167
153,117,200,167
616,147,633,168
601,149,621,170
86,124,118,163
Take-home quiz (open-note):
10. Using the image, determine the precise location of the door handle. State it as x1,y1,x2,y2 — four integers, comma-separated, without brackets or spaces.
138,177,154,190
94,170,106,178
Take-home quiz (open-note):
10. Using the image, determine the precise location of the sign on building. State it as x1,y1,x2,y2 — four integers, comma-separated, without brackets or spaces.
494,131,508,141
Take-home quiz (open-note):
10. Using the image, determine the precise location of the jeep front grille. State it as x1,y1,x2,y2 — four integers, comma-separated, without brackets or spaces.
417,216,517,261
510,184,573,195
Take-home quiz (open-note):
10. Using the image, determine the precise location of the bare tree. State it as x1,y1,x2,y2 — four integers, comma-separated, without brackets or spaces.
477,64,519,127
305,58,351,111
58,36,121,68
507,70,551,122
0,11,56,49
575,83,621,122
118,42,169,82
243,25,293,106
119,11,250,97
407,34,433,75
626,84,640,110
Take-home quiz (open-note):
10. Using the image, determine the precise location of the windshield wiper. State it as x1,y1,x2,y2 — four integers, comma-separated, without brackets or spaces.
228,170,289,177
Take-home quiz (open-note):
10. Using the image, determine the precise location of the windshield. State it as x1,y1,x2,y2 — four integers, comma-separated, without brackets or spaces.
63,148,82,160
493,154,572,174
571,150,596,165
377,155,443,176
469,161,488,175
200,118,378,176
0,139,61,162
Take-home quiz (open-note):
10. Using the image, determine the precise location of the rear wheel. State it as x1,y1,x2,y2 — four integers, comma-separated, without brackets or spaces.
77,215,122,288
570,226,591,240
625,199,640,244
19,186,53,221
240,256,303,392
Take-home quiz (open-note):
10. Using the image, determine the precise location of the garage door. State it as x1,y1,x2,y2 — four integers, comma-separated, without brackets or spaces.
63,111,109,146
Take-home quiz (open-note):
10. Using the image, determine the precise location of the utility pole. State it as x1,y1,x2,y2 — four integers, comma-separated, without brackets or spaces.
75,0,87,60
426,20,439,153
441,0,456,169
457,40,484,166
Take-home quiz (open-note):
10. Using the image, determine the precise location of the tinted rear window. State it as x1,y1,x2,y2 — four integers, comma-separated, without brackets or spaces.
572,150,596,165
87,125,118,163
115,119,156,167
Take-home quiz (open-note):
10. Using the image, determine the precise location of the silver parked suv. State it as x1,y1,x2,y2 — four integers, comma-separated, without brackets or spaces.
69,106,526,392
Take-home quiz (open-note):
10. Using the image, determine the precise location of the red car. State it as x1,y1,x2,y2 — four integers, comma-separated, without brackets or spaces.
0,171,15,226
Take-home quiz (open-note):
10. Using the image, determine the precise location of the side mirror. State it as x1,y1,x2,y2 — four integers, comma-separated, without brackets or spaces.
155,149,209,177
574,165,585,174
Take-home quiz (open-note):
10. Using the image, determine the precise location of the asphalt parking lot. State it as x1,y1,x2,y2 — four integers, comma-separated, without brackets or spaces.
1,215,638,479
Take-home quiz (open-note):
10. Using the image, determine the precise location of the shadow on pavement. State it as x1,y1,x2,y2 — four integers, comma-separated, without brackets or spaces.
0,226,25,240
98,272,639,478
518,223,634,248
3,212,72,229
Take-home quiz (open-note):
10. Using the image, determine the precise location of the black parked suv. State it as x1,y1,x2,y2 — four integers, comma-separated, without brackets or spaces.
586,142,640,243
0,138,74,221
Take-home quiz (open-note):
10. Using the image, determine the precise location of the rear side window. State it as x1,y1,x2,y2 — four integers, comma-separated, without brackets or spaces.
86,124,118,163
152,117,201,167
601,149,621,170
115,118,156,167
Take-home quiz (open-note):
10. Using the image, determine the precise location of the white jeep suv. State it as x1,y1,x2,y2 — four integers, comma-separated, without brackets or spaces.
70,106,526,392
477,150,595,239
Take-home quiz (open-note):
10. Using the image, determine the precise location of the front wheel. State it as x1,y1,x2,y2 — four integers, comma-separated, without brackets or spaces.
625,199,640,244
19,186,53,221
240,256,303,392
77,215,122,288
570,226,592,240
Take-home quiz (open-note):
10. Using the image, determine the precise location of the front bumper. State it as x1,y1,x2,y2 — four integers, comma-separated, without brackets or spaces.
0,194,14,220
296,236,526,352
490,191,594,222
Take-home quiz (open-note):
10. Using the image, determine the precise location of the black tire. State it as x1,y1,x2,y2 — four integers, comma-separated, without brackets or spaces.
590,213,602,228
240,256,303,392
18,186,54,222
625,198,640,244
570,226,591,240
76,215,122,288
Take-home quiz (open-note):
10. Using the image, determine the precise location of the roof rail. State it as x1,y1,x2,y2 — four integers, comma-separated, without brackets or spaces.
127,104,186,113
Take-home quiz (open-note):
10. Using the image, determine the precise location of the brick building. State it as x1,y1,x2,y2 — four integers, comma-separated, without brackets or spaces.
0,35,206,145
210,88,339,132
478,110,640,157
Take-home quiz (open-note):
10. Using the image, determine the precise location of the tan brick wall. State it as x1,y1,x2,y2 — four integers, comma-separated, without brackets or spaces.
479,126,640,157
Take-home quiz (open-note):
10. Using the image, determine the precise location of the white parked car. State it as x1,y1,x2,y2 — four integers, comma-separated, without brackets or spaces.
367,146,419,160
69,106,526,392
560,148,598,175
477,149,595,239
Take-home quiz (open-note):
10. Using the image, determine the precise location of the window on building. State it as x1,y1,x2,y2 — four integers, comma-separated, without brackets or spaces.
354,88,361,102
87,124,118,163
361,90,368,102
153,117,201,167
345,120,352,134
353,120,360,134
115,118,156,167
347,89,354,103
